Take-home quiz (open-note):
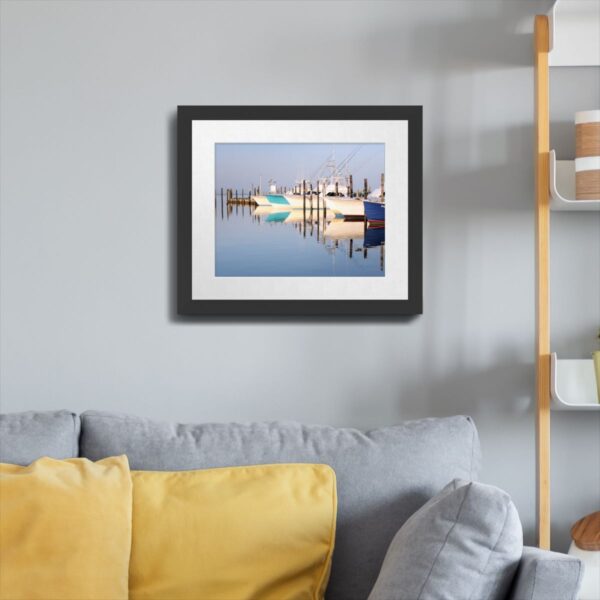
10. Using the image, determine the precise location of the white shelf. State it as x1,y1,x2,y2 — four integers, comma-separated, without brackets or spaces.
549,151,600,211
551,353,600,411
548,0,600,67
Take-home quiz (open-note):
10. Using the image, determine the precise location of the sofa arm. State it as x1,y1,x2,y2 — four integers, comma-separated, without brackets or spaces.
507,546,583,600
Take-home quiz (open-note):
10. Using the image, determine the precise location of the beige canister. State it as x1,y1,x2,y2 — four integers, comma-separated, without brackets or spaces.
576,110,600,200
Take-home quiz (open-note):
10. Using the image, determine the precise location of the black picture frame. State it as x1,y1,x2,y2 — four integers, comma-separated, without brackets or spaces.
177,105,422,317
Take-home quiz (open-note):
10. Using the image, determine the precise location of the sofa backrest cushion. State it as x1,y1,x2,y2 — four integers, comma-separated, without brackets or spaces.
0,410,80,465
80,411,481,600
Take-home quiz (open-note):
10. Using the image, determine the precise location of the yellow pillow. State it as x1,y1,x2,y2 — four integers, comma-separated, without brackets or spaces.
130,463,337,600
0,456,132,600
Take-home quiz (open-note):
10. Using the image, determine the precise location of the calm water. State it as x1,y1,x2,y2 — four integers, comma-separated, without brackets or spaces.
215,202,385,277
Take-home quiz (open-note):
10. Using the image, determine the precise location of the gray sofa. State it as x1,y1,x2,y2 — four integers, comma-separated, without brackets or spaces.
0,410,583,600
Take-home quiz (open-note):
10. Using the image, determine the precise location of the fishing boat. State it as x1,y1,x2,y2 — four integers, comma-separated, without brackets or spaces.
257,190,369,220
253,194,298,207
254,192,328,211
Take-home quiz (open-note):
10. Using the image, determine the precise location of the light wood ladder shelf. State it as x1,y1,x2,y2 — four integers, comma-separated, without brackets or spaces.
534,14,550,551
534,1,600,550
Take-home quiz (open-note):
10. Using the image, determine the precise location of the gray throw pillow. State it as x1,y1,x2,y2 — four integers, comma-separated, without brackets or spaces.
368,479,523,600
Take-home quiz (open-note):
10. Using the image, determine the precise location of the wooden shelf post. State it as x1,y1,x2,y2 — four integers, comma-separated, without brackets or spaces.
534,14,551,550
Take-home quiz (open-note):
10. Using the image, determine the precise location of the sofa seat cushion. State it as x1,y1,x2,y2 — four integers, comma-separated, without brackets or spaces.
0,410,80,465
81,411,481,600
368,479,523,600
129,463,337,600
0,455,132,600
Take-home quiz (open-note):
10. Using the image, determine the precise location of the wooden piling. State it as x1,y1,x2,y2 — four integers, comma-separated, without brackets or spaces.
363,178,368,198
302,179,306,238
349,175,353,197
380,173,385,200
316,183,320,240
335,181,339,196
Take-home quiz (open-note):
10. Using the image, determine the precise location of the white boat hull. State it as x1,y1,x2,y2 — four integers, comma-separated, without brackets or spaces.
255,193,328,210
324,197,365,218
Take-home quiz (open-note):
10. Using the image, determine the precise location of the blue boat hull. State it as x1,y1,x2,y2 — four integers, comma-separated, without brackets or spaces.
363,200,385,223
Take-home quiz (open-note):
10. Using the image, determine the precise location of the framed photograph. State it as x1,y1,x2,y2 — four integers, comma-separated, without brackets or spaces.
178,106,422,317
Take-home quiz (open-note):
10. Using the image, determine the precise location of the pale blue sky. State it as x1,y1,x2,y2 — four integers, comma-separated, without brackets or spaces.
214,143,384,192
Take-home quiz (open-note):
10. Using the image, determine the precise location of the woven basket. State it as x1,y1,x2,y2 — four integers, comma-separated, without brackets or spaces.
576,110,600,200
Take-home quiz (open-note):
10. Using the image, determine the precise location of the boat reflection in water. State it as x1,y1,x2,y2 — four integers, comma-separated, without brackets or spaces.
216,204,385,277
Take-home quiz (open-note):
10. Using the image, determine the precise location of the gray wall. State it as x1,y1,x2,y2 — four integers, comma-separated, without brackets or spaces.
1,0,598,551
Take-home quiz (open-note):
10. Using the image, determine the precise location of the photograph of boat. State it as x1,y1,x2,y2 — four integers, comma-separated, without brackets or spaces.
178,105,422,316
214,142,386,277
